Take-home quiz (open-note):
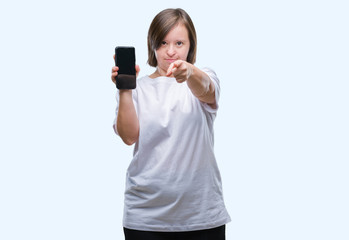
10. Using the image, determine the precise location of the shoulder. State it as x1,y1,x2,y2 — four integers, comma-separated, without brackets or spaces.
200,68,219,85
201,67,219,82
137,75,152,83
201,67,217,75
135,75,154,90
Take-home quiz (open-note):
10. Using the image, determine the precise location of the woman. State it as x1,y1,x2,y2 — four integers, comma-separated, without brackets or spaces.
111,8,230,240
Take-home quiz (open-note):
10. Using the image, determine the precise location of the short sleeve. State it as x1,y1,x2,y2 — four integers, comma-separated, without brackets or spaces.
200,67,220,114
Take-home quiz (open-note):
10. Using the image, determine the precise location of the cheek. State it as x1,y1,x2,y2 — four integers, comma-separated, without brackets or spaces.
180,48,190,60
154,50,162,65
155,49,162,60
155,49,165,61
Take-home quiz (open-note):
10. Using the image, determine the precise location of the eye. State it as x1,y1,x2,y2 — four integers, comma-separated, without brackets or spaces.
176,41,183,46
161,41,167,45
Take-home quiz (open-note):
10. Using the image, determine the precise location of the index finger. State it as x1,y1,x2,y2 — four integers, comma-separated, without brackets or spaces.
166,60,182,76
166,63,175,76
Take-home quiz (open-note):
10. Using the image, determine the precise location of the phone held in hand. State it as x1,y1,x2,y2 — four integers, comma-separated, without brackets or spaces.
115,46,136,89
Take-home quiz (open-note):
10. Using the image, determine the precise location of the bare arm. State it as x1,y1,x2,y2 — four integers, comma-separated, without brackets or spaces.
186,66,216,106
167,60,216,108
116,90,139,145
111,62,140,145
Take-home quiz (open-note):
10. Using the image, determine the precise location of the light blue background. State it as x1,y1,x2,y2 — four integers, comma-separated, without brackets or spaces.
0,0,348,239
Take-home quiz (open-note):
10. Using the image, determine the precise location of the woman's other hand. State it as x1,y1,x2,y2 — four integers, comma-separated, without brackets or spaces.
166,60,193,83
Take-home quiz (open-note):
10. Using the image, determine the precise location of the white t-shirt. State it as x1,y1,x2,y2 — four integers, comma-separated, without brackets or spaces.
113,68,231,232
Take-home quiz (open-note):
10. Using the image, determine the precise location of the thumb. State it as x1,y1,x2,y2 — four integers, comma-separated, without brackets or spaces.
135,65,140,77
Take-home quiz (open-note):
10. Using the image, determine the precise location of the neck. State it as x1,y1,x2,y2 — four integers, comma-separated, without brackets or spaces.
150,67,173,79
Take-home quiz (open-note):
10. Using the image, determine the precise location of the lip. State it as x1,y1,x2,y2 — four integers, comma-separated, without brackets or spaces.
165,59,177,63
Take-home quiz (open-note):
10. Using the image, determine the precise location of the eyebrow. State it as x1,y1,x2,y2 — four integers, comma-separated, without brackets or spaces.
162,39,188,42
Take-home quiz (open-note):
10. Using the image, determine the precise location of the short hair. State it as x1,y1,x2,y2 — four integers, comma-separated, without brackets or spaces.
147,8,197,67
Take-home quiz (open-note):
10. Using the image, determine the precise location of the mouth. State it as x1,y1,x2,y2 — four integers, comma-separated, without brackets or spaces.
165,59,177,63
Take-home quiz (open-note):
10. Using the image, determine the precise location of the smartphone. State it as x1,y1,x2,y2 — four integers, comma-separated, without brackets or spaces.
115,46,136,89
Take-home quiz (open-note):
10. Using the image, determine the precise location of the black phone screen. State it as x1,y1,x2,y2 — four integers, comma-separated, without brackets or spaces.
115,47,136,75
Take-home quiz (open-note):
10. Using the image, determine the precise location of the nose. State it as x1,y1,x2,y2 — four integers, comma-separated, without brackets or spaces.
166,44,176,56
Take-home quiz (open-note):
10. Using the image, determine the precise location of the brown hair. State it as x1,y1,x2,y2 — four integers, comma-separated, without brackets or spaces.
147,8,197,67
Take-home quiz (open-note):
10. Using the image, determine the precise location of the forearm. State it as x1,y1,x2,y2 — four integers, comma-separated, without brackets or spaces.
186,65,215,104
116,90,139,145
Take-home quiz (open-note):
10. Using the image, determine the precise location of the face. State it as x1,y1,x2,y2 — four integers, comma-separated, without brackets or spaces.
155,23,190,76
